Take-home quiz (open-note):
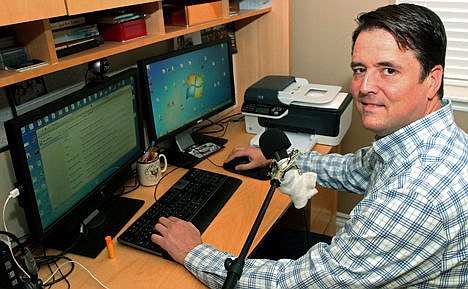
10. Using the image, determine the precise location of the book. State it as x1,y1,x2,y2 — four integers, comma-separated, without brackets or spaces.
50,16,86,31
56,37,102,58
55,35,102,50
4,59,48,72
52,24,100,45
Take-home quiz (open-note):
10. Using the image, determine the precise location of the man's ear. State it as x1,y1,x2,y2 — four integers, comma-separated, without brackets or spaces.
426,64,444,100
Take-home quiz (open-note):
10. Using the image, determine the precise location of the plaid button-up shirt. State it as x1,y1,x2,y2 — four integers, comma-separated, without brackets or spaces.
185,99,467,288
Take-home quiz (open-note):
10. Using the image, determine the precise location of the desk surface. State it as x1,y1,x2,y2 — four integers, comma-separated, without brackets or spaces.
40,119,334,289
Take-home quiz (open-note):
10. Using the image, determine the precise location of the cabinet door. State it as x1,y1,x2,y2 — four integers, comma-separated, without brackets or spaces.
1,0,67,26
65,0,159,15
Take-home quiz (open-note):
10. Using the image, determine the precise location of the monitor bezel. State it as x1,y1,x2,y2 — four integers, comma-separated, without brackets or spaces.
5,68,145,244
138,37,236,145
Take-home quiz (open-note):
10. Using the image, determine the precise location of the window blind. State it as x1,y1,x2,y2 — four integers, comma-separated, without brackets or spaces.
397,1,468,109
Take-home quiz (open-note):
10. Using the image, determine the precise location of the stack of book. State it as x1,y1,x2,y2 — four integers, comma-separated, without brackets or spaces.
51,16,103,57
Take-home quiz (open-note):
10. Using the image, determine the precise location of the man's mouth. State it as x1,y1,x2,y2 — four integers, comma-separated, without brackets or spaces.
360,101,385,111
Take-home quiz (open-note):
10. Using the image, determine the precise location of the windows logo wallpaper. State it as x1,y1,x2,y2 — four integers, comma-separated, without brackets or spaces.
146,42,233,138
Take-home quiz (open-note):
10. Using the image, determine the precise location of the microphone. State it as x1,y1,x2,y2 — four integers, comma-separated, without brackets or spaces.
259,128,300,182
259,127,291,160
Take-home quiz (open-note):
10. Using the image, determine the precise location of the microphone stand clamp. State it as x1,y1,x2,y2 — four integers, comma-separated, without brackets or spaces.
269,148,300,181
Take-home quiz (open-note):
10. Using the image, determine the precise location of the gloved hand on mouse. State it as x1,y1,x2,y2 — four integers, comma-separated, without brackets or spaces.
279,169,318,209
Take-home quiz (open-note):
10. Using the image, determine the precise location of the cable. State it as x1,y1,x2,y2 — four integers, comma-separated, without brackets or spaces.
2,188,19,233
153,166,180,201
36,254,74,288
43,260,109,289
114,169,140,197
193,112,243,138
0,230,33,280
1,188,33,280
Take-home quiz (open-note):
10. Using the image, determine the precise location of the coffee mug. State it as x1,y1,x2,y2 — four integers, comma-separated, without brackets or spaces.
137,154,167,186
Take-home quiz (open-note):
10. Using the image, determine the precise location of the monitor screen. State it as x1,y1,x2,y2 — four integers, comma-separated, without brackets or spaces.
139,38,236,165
5,68,145,257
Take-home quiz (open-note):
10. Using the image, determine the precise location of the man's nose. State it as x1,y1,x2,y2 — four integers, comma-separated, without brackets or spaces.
359,71,377,94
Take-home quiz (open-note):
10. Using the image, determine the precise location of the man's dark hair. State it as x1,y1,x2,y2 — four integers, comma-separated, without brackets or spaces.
352,4,447,98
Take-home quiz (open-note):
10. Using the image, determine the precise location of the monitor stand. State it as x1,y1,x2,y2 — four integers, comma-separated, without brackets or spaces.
45,196,144,258
168,131,227,169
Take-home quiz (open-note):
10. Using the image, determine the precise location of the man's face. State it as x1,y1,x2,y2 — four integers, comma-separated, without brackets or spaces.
350,29,441,137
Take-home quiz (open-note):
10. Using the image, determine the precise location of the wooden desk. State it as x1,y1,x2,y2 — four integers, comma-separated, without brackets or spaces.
40,120,335,288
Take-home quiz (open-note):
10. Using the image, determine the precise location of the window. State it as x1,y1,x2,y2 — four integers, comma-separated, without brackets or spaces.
398,0,468,111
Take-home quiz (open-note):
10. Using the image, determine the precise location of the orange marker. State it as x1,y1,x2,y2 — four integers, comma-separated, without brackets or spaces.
105,236,115,259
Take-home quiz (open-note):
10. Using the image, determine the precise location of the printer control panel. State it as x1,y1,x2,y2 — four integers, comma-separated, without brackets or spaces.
242,103,287,118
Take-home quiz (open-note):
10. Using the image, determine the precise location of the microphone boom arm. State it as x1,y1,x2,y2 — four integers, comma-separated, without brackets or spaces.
222,148,300,289
222,178,280,289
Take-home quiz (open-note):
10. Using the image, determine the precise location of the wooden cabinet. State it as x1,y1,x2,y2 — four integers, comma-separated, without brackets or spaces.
0,0,291,105
1,0,67,26
65,0,158,15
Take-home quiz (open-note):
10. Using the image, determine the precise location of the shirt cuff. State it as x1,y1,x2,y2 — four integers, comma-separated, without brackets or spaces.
184,244,234,287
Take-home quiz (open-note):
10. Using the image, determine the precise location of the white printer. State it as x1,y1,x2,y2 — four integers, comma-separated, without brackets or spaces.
241,75,353,146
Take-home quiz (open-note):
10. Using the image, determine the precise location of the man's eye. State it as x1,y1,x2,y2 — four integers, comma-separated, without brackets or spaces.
384,68,396,75
353,67,365,74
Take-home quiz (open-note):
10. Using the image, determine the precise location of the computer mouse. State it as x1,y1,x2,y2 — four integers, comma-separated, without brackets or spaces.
223,156,270,180
223,156,250,171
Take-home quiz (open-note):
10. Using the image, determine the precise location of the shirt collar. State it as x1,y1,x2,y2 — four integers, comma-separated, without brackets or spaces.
372,99,454,162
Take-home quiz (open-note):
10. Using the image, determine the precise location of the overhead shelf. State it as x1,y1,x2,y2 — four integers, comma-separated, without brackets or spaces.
0,0,271,88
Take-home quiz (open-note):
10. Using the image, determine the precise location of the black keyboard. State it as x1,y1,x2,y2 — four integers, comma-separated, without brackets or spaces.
118,168,242,258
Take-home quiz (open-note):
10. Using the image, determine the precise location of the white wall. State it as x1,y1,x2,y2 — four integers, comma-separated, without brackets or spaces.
291,0,394,213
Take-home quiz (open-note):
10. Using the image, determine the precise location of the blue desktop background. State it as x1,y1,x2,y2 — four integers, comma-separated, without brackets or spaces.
20,77,139,230
145,42,234,139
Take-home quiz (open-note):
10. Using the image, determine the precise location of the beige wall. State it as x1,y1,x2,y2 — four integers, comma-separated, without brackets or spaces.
291,0,468,213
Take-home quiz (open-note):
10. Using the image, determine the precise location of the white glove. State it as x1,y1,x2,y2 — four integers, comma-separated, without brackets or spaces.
279,169,318,209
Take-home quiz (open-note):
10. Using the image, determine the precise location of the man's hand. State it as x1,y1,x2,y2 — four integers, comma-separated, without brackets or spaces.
224,146,271,171
151,216,202,264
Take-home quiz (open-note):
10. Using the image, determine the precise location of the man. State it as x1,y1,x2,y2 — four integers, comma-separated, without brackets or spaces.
152,4,467,288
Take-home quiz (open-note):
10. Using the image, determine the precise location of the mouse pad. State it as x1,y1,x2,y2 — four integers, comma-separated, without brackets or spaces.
222,164,271,181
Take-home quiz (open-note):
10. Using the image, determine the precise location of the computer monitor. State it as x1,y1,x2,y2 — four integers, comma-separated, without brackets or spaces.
5,68,145,258
139,38,236,167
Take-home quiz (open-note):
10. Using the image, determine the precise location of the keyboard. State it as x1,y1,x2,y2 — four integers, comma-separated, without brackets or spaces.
118,168,242,258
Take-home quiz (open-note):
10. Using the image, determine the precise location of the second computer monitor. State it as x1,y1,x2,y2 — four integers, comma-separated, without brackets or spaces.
139,38,236,160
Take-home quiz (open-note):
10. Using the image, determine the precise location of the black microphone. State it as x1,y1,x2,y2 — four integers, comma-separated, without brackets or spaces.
259,128,299,182
259,128,291,161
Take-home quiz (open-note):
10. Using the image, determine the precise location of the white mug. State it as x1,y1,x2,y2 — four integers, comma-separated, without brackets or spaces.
137,154,167,186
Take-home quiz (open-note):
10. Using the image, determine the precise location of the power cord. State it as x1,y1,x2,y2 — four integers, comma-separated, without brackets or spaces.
2,187,119,289
44,260,110,289
1,188,34,280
